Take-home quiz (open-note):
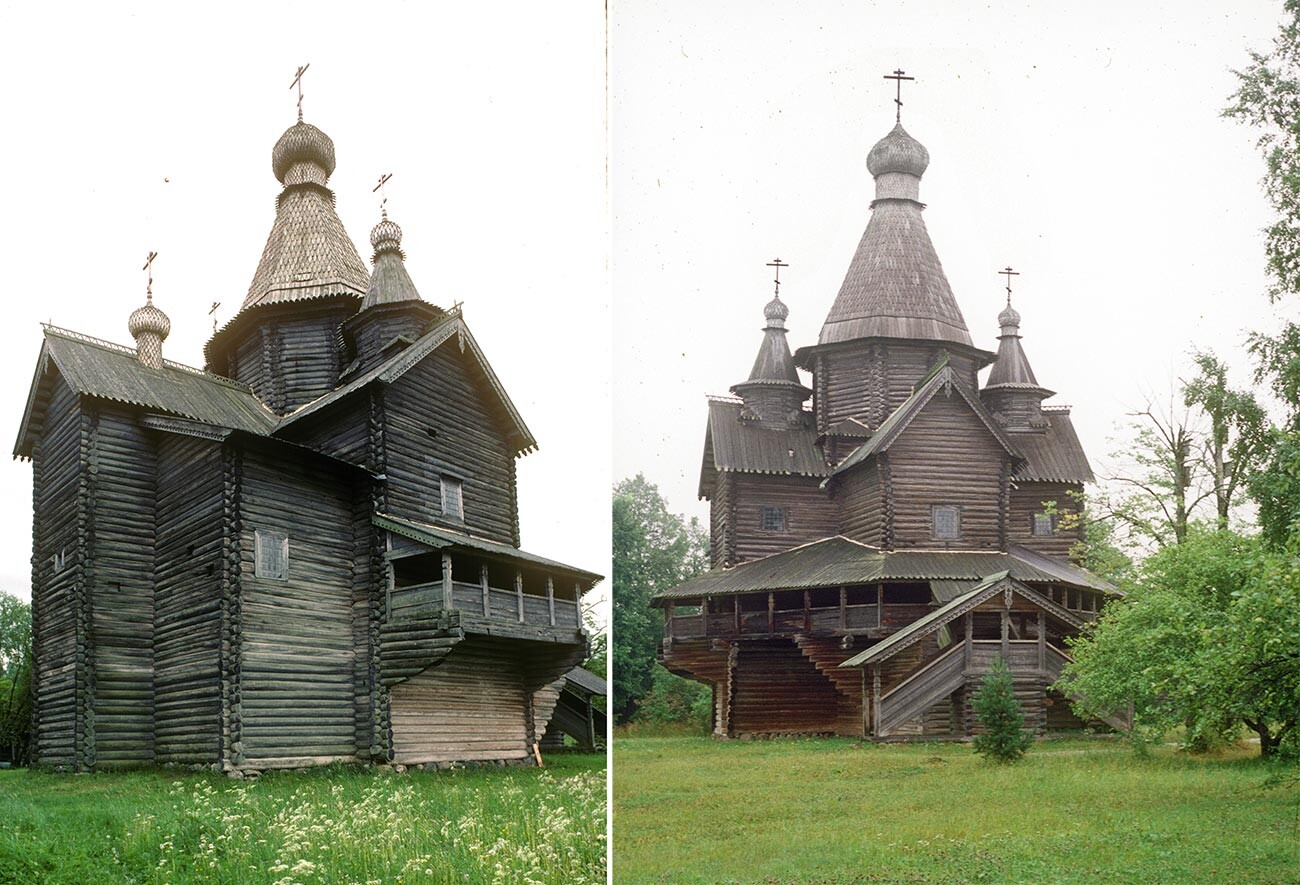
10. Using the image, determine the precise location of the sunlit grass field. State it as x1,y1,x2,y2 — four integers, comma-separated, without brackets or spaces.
0,754,605,884
613,737,1300,884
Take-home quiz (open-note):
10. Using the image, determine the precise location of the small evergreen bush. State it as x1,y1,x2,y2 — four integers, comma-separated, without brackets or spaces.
972,657,1033,763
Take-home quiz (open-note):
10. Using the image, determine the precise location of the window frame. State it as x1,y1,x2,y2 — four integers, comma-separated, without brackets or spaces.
1032,512,1055,537
760,505,787,533
254,528,290,581
440,475,464,522
930,505,961,541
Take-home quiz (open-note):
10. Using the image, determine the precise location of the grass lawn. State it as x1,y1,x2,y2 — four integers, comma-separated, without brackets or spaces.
613,736,1300,884
0,753,605,884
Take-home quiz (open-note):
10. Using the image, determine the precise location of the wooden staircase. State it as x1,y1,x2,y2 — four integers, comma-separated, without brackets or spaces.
793,635,864,735
875,643,966,737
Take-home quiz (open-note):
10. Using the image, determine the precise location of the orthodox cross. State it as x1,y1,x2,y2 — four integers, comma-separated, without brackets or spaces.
291,64,310,122
373,173,393,218
142,251,158,302
999,266,1020,305
883,69,914,122
209,301,221,333
766,258,788,297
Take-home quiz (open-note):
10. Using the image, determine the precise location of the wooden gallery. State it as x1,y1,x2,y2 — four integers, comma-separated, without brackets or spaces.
15,114,600,772
656,108,1125,740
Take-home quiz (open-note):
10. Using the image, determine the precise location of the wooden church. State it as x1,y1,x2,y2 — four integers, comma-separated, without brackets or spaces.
15,110,600,772
655,94,1124,740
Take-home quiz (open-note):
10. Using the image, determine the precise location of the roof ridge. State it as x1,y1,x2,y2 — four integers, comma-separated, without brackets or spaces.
43,324,258,394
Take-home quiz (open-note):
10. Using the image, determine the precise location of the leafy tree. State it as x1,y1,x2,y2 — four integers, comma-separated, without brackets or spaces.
1060,528,1300,756
631,663,712,731
612,475,709,722
0,593,30,765
1249,429,1300,551
0,593,30,679
971,658,1032,763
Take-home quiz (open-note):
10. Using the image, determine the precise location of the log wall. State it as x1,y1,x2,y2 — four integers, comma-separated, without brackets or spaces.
837,457,886,547
86,406,156,767
886,395,1008,549
236,446,360,766
384,346,519,545
709,473,735,568
730,474,838,564
221,302,356,415
1008,481,1084,559
730,639,840,736
815,341,982,433
154,435,225,764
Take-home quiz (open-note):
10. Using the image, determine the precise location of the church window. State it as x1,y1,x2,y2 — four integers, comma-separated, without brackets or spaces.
254,529,289,581
1032,513,1055,536
52,548,66,572
440,476,464,522
931,505,961,540
761,506,786,532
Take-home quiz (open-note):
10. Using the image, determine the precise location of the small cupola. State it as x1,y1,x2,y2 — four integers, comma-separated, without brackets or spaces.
129,253,170,369
982,290,1054,431
730,276,811,429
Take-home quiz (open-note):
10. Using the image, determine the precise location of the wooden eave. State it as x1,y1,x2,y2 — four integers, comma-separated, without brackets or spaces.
375,513,603,586
838,572,1085,669
793,336,996,372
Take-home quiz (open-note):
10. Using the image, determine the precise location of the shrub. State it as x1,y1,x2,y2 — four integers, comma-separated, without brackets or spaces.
972,657,1032,763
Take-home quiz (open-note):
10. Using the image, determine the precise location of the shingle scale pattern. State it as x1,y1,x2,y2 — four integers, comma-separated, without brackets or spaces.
244,187,370,309
706,399,827,477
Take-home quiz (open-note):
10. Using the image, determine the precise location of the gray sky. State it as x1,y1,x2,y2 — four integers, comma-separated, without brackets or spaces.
0,3,609,613
612,0,1289,528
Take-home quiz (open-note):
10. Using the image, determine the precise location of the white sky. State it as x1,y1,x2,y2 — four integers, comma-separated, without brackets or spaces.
611,0,1291,529
0,3,610,616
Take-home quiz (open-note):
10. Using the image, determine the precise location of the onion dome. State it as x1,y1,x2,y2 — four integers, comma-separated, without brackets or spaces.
998,301,1021,331
271,121,336,187
763,294,789,329
370,213,404,260
128,296,170,369
732,294,810,427
866,122,930,179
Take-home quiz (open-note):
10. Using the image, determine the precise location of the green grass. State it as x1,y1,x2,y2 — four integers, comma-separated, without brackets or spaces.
613,737,1300,884
0,754,606,884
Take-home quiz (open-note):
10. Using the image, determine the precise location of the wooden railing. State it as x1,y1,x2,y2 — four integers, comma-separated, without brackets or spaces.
666,602,883,639
390,579,580,629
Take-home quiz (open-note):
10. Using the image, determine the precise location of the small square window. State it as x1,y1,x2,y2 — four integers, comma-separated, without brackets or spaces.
1032,513,1055,536
440,476,464,522
761,506,786,532
255,529,289,581
931,505,961,540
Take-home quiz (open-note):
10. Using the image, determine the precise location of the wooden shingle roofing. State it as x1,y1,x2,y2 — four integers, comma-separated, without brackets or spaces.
651,535,1113,602
698,398,827,497
15,327,278,458
1010,408,1094,484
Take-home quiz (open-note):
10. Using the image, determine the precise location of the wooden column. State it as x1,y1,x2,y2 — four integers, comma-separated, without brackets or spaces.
861,668,870,738
871,665,881,737
876,584,884,628
441,553,453,610
480,564,490,616
767,592,774,634
703,596,710,637
733,596,740,633
964,615,973,669
1000,603,1010,661
803,589,811,633
515,571,524,622
1037,611,1046,672
839,586,846,631
546,576,556,626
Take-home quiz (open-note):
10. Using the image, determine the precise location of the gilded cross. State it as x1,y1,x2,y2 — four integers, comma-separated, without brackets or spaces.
291,64,311,122
142,251,158,302
766,258,788,297
998,266,1020,305
373,173,393,218
883,69,914,122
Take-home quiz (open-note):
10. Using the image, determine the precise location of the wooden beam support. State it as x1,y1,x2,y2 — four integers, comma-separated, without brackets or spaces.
546,576,556,626
1037,610,1046,672
767,592,774,634
480,564,490,616
804,589,811,633
515,570,524,623
839,586,846,631
1000,605,1010,661
441,553,453,610
964,614,973,669
872,665,881,737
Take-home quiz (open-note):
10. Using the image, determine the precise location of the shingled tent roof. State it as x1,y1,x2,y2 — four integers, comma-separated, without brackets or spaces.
699,398,827,498
1010,407,1094,483
652,535,1114,602
15,327,278,458
827,356,1021,482
818,123,973,348
279,312,537,455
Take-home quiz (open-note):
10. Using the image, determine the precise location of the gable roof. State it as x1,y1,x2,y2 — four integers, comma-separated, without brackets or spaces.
277,312,537,455
838,571,1085,668
652,535,1114,601
827,357,1022,482
15,326,278,458
1010,408,1094,484
564,666,608,696
699,398,827,497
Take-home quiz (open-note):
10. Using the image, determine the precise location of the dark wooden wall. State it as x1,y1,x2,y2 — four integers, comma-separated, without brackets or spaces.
220,303,355,416
836,456,887,547
236,445,360,766
30,374,83,769
728,474,838,564
86,406,156,767
814,341,981,434
153,434,225,765
383,346,519,546
1008,481,1084,558
885,395,1009,550
729,639,840,736
709,473,735,568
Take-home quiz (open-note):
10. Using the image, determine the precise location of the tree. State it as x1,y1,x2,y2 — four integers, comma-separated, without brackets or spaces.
0,593,30,679
612,475,709,722
971,658,1032,763
1060,528,1299,756
1182,350,1272,530
0,593,31,765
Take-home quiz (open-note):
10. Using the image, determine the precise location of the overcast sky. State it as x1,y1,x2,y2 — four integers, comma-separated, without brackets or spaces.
611,1,1290,528
0,3,609,613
